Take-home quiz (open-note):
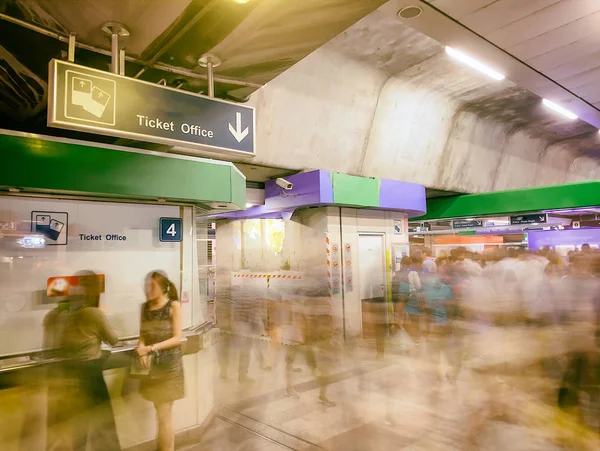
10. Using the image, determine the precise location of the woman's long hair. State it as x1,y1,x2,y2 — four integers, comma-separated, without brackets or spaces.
148,271,179,301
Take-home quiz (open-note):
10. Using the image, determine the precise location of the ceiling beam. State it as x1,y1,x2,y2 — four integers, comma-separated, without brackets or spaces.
0,12,262,90
416,180,600,220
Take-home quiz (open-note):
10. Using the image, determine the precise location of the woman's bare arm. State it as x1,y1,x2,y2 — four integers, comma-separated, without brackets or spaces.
148,301,183,352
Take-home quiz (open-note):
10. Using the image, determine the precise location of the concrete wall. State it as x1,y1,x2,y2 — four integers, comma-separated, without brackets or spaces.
214,210,329,333
243,46,598,192
215,210,328,276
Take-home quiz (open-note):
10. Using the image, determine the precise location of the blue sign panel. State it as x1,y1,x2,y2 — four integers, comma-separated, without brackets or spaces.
160,218,182,242
510,214,547,225
452,219,483,229
48,59,255,156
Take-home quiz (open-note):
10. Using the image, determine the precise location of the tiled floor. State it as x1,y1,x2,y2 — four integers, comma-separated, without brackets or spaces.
183,416,288,451
319,423,415,450
186,333,598,450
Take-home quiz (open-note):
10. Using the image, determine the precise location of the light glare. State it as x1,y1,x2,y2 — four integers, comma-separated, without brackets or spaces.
445,46,505,81
542,99,577,120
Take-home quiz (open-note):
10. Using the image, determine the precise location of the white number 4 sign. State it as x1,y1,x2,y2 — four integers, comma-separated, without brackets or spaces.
160,217,182,242
166,223,177,236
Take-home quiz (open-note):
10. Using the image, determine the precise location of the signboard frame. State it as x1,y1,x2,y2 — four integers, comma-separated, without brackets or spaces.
47,59,256,158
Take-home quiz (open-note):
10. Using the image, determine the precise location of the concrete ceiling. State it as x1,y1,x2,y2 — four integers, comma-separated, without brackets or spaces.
326,0,600,155
430,0,600,109
230,0,599,193
2,0,599,176
0,0,386,134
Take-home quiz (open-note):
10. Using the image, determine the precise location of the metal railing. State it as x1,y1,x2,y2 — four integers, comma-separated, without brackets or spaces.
0,321,214,375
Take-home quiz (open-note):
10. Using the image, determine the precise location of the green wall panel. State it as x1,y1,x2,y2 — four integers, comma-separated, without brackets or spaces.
230,167,247,209
418,181,600,220
1,134,245,208
332,172,379,207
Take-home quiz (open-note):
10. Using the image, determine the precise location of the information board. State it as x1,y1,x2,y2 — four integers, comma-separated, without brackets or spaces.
48,59,255,156
510,214,547,225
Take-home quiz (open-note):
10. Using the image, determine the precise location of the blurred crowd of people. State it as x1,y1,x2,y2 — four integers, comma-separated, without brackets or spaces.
217,244,599,449
217,271,340,406
390,245,599,448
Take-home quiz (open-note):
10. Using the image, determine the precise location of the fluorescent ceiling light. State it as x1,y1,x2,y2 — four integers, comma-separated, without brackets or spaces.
542,99,577,120
445,46,505,81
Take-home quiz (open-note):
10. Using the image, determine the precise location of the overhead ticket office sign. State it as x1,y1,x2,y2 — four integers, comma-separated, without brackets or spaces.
47,59,255,156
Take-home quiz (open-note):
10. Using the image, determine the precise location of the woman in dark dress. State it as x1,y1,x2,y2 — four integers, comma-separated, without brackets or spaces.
136,271,184,451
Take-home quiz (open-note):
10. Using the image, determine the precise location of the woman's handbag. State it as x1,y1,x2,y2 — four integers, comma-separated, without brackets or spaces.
129,352,154,378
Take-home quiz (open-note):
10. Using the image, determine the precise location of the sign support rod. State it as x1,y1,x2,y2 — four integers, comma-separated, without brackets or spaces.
101,22,130,75
207,60,215,97
111,33,119,74
68,32,76,62
199,54,222,98
119,49,126,76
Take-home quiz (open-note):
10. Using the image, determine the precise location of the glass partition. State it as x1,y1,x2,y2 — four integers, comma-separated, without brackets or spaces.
0,195,199,357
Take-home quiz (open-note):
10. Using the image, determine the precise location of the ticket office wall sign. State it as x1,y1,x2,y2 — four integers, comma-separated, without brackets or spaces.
47,59,255,156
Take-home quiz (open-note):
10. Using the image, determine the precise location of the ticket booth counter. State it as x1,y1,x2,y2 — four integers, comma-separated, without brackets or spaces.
0,131,246,450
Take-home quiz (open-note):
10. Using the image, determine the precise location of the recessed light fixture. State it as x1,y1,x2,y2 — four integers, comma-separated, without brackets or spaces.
233,0,250,4
445,46,505,81
398,6,422,19
542,99,577,120
246,203,255,208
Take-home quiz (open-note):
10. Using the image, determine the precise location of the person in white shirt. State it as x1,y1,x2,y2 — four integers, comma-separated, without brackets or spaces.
422,248,437,274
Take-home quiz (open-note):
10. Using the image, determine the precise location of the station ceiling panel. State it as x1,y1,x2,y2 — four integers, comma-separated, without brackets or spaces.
430,0,600,111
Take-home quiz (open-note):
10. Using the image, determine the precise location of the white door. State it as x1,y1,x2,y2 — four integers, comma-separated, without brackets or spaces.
358,234,386,301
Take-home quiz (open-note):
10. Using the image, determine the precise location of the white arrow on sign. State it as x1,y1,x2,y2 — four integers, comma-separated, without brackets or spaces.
228,112,249,143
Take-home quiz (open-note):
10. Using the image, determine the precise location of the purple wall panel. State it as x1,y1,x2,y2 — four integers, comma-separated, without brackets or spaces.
264,170,328,210
528,229,600,249
319,170,334,204
379,179,427,217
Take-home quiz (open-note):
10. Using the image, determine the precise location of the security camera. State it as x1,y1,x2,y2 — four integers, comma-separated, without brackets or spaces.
276,178,293,190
